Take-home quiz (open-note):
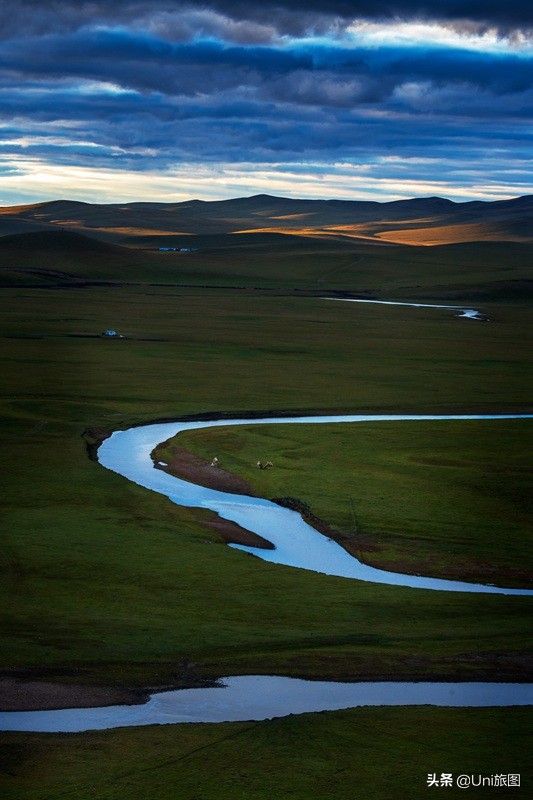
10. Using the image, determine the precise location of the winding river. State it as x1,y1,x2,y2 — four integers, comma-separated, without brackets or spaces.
2,412,531,732
325,298,484,319
98,413,533,595
2,677,532,732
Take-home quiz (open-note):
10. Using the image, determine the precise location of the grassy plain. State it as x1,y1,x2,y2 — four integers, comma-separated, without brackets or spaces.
167,419,532,587
0,234,532,796
1,708,531,800
1,229,532,301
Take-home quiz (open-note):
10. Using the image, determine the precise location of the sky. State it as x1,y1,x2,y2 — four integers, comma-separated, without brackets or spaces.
0,1,532,205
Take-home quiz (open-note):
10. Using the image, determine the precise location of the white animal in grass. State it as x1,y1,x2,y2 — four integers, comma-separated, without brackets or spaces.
256,460,273,469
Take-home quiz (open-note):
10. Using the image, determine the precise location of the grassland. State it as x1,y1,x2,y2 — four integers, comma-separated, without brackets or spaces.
0,234,531,797
163,419,532,588
1,229,532,302
1,708,531,800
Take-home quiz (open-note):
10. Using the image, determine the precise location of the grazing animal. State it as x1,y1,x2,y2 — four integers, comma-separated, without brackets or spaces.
256,460,273,469
210,457,219,467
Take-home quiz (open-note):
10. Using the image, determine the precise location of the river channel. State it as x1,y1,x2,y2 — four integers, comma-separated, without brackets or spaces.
2,677,532,732
324,298,484,319
2,412,531,732
98,413,533,595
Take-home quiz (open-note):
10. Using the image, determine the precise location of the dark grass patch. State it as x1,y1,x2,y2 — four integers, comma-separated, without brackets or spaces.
0,707,531,799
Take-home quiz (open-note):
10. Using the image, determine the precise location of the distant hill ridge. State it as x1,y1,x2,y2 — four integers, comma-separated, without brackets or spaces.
0,229,125,253
0,194,531,246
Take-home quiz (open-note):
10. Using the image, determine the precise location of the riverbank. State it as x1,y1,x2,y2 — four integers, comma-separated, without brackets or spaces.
152,443,275,549
3,677,532,732
0,679,146,712
0,667,229,713
170,417,533,589
3,647,533,713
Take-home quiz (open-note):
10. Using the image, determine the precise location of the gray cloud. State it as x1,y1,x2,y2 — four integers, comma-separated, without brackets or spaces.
0,1,531,202
1,2,531,41
2,28,530,100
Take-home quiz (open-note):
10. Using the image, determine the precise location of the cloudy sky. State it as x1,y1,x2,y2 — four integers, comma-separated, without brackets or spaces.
1,1,531,205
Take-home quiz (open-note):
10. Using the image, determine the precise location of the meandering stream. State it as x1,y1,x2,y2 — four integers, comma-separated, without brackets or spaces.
3,412,531,732
2,677,532,732
325,298,484,319
98,413,533,595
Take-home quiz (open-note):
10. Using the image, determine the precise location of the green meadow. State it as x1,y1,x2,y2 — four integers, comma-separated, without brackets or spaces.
1,235,532,797
169,418,532,587
1,708,531,800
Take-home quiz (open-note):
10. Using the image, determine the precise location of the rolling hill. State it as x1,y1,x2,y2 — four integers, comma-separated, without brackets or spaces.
0,194,531,247
1,225,531,303
0,229,186,286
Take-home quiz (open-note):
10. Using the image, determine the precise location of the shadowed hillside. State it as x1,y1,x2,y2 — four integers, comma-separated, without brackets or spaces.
0,229,122,254
0,194,531,247
1,227,532,302
0,230,189,286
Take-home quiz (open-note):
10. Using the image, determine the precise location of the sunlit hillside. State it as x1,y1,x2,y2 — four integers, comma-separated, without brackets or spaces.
0,194,531,247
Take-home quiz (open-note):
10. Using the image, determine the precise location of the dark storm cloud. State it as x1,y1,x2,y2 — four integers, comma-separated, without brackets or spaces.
0,2,531,40
206,1,533,34
0,0,531,202
2,68,530,166
1,26,530,100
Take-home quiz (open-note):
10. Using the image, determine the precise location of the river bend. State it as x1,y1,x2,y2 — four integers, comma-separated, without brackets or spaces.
2,413,531,733
97,413,533,595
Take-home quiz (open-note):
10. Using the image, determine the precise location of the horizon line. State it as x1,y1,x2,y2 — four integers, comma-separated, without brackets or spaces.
2,191,531,210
